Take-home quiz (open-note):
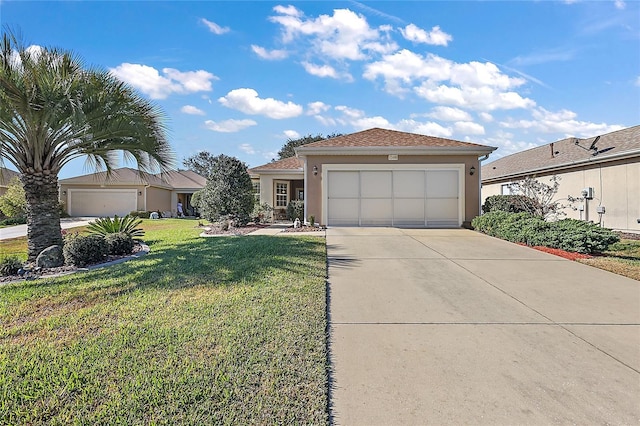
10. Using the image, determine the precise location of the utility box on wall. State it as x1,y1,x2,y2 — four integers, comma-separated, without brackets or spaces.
581,187,594,199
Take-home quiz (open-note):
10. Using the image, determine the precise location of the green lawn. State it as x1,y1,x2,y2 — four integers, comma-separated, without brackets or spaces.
578,239,640,281
0,220,329,424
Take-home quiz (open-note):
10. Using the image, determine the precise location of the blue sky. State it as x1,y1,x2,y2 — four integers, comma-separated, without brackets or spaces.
2,0,639,178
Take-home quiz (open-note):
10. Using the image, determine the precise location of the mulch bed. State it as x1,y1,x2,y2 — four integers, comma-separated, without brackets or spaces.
0,244,146,284
200,222,270,236
617,232,640,241
282,226,325,233
528,245,593,261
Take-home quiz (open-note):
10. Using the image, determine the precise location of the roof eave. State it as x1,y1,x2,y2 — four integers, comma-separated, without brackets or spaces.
249,168,304,175
482,149,640,183
296,146,497,157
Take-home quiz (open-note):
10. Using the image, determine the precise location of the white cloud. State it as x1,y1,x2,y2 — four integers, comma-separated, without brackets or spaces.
509,48,576,67
479,112,494,122
251,45,289,60
426,106,472,122
396,120,453,137
454,121,485,135
364,50,534,110
180,105,205,115
302,62,338,78
614,0,626,9
110,64,216,99
201,18,230,35
499,107,624,137
269,6,397,60
284,130,301,139
239,143,256,154
204,119,257,133
400,24,452,46
307,101,331,115
635,76,640,86
218,88,303,119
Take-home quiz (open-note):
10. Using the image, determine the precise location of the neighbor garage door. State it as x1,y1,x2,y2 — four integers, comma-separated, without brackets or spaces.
68,189,138,217
327,168,461,227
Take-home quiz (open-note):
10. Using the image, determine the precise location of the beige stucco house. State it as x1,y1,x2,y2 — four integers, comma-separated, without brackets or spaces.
482,125,639,233
59,168,206,217
250,128,497,227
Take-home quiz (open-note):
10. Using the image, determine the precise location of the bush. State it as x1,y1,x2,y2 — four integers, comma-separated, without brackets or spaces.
286,200,304,221
87,215,144,239
482,195,539,214
0,256,22,276
252,202,274,223
0,177,26,219
63,234,108,267
0,216,27,226
129,210,151,219
472,211,619,254
105,232,134,255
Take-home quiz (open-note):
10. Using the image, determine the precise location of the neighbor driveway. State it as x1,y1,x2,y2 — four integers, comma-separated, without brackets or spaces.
0,218,94,240
327,227,640,425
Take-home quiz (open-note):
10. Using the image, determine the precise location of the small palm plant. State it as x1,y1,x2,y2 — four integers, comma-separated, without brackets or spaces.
87,215,144,239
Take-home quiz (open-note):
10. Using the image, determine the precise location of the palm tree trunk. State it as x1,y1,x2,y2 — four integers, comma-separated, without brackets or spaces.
21,172,63,262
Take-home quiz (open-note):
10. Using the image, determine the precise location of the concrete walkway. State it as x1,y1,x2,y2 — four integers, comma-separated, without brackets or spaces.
0,218,95,240
327,227,640,425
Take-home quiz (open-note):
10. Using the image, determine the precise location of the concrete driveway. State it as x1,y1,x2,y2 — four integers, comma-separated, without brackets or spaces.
327,227,640,425
0,218,94,240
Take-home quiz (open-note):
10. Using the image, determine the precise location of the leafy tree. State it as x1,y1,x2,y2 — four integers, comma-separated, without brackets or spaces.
195,154,254,225
0,176,26,218
0,30,174,261
277,133,342,160
507,175,565,220
183,151,218,177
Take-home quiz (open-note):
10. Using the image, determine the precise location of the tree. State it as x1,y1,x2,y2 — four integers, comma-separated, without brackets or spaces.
0,176,26,218
277,133,342,160
0,30,174,262
195,154,254,225
183,151,218,178
507,175,565,220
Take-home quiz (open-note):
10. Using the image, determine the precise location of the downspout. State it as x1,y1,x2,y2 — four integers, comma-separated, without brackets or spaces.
478,154,490,216
143,184,150,211
302,157,308,224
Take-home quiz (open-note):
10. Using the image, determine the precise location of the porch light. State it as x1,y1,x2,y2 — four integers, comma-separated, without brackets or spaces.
313,165,318,176
469,166,476,176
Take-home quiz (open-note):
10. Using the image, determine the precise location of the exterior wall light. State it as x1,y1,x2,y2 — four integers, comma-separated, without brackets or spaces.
313,165,318,176
469,166,476,176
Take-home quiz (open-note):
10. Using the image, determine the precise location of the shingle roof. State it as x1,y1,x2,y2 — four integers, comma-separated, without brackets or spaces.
0,167,20,187
482,125,640,182
59,167,205,190
249,156,304,173
296,127,494,150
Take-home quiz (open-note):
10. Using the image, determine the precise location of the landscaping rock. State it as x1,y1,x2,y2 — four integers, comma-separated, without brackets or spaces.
36,245,64,268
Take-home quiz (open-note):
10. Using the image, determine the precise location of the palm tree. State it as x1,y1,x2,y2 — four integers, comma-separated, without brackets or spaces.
0,30,175,262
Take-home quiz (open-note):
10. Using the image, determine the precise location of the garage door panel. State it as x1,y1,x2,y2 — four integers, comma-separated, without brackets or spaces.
328,198,360,226
69,190,137,217
427,199,458,222
394,198,425,227
361,199,393,226
393,171,425,198
427,170,459,198
361,171,392,198
329,172,359,198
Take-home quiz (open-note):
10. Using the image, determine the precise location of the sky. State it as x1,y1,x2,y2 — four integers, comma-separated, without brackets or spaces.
1,0,639,178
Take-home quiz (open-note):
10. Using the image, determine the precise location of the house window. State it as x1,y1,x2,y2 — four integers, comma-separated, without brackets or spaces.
275,182,288,207
501,184,512,195
252,182,260,202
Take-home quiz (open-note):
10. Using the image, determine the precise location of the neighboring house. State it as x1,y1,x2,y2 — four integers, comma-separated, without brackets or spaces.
59,168,206,217
249,127,497,227
0,167,21,197
482,125,640,233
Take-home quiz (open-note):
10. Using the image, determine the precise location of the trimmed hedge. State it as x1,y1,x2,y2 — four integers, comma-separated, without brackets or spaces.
105,232,135,255
63,234,108,267
481,194,539,214
286,200,304,221
472,211,619,254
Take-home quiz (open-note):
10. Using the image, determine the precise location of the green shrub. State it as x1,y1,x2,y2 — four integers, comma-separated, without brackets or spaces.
105,232,134,255
0,256,22,276
472,211,619,254
63,234,108,267
286,200,304,221
252,202,274,223
129,210,151,219
0,177,26,218
87,215,144,239
0,216,27,226
482,194,539,214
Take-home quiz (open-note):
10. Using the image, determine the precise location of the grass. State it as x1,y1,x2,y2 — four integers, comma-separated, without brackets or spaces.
0,219,328,424
578,239,640,281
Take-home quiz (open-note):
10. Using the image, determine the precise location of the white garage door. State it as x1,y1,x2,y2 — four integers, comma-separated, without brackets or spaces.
327,169,461,227
68,189,138,217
